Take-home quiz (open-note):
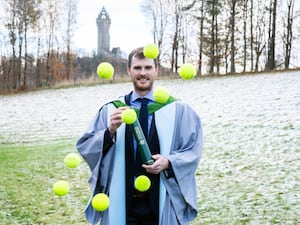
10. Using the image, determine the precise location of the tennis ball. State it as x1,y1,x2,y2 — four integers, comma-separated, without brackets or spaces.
121,108,137,124
143,44,159,59
53,180,69,196
178,63,196,80
97,62,114,79
153,86,170,103
64,152,81,169
135,175,151,192
92,193,110,211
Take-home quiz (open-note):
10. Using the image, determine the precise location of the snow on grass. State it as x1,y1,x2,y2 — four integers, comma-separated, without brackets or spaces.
1,71,299,224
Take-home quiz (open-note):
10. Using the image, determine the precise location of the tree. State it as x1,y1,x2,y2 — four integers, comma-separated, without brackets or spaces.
65,0,77,81
140,0,170,67
4,0,40,89
5,0,18,89
283,0,295,69
21,0,41,88
265,0,277,70
229,0,237,74
242,0,249,72
194,0,205,75
43,0,60,85
249,0,254,71
254,25,265,72
170,0,181,73
204,0,223,74
252,1,267,72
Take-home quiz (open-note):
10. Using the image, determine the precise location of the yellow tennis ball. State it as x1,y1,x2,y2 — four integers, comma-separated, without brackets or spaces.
178,63,196,80
135,175,151,192
53,180,70,196
153,86,170,103
121,108,137,124
143,44,159,59
92,193,110,211
64,152,81,169
96,62,114,79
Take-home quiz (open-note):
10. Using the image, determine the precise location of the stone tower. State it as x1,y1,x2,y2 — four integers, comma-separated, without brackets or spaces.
96,6,111,55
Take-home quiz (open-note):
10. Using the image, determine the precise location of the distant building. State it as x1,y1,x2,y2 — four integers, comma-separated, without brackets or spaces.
111,47,122,56
96,6,111,55
96,6,125,58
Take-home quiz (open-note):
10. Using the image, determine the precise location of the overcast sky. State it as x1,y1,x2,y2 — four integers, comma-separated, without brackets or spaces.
74,0,153,56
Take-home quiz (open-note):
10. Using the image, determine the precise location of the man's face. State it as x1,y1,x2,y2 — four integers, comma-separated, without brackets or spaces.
127,56,158,95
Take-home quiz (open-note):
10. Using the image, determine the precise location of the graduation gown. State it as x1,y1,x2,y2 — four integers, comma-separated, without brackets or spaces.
76,96,203,225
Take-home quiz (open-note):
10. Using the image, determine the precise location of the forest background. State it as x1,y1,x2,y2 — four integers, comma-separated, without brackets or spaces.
0,0,299,92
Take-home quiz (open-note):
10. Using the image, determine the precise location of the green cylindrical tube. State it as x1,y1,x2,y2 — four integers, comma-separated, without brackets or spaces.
130,120,154,165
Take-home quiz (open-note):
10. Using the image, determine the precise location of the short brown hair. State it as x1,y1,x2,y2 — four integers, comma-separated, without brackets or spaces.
127,47,158,68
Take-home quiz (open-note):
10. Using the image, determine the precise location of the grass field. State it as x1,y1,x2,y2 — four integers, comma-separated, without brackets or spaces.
1,71,299,224
0,141,91,224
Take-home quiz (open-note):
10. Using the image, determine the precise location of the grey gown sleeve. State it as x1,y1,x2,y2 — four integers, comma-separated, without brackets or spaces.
76,104,116,225
76,105,110,172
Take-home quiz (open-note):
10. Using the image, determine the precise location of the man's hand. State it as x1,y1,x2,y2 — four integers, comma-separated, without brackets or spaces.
109,107,129,136
142,154,169,174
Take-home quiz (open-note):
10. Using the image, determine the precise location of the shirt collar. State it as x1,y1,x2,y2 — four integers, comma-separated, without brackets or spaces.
132,90,154,102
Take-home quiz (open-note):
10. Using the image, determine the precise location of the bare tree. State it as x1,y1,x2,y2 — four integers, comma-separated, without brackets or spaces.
140,0,170,66
179,1,196,65
65,0,77,81
44,0,60,85
242,0,249,72
265,0,277,70
251,1,268,72
5,0,18,89
35,24,42,87
229,0,237,73
254,25,265,72
22,0,41,88
204,0,223,74
224,16,230,74
195,0,205,75
170,0,181,73
249,0,254,71
283,0,295,69
4,0,40,89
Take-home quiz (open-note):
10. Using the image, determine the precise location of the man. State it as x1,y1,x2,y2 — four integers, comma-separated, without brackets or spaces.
76,47,202,225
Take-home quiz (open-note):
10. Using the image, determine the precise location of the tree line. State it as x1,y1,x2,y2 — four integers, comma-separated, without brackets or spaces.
0,0,80,91
0,0,299,92
141,0,299,74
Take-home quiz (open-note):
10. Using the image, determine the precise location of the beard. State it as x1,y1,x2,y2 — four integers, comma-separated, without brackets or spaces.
132,75,154,93
133,80,153,92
